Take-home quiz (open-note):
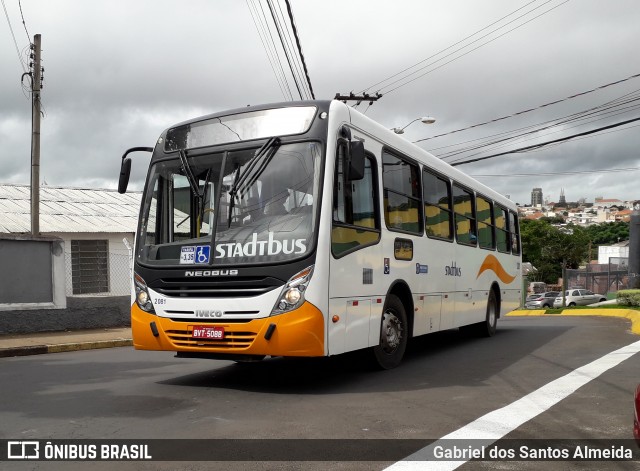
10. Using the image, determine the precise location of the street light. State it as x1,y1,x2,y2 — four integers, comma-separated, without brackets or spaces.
392,116,436,134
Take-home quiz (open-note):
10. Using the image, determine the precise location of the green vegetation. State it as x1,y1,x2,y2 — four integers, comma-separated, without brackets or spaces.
617,289,640,307
520,219,589,284
520,219,630,284
585,221,629,245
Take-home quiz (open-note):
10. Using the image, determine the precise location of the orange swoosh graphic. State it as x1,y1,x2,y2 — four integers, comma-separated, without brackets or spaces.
476,254,516,284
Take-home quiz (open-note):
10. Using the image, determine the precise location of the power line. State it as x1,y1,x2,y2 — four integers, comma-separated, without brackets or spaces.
450,116,640,166
246,0,289,100
361,0,569,98
470,166,640,178
284,0,314,99
266,0,304,100
18,0,30,42
357,0,542,95
419,83,640,163
248,0,294,100
415,72,640,144
274,0,310,99
2,0,28,72
426,88,640,156
440,94,640,162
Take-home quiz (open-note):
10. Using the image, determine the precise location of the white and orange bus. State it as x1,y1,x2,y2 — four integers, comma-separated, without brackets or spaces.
118,100,522,369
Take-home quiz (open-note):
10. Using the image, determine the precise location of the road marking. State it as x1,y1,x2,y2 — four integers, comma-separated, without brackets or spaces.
385,338,640,470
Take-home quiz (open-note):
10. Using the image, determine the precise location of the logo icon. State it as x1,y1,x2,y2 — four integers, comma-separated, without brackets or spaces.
476,254,516,284
195,245,210,264
7,441,40,460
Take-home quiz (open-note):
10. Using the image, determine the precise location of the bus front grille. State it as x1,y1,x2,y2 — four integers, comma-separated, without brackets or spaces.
151,276,283,298
165,329,257,349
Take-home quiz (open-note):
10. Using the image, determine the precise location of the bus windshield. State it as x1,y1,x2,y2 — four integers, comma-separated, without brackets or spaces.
137,141,322,266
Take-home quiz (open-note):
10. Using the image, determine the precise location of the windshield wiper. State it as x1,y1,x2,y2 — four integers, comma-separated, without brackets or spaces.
178,149,200,198
178,149,211,236
227,137,281,227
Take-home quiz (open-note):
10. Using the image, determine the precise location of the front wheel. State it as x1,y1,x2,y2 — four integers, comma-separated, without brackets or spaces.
371,294,408,369
568,302,576,307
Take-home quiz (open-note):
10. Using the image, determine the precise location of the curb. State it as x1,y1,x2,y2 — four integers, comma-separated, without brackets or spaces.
507,309,640,335
0,339,133,358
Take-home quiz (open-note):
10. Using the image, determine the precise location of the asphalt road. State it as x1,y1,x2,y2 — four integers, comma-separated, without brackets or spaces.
1,315,638,470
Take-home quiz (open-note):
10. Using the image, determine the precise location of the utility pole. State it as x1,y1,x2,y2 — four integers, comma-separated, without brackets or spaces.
629,201,640,288
31,34,42,236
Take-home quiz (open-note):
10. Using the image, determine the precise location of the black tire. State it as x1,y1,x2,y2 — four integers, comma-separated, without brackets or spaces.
599,298,607,302
543,303,551,308
371,294,408,370
466,289,498,337
568,302,576,307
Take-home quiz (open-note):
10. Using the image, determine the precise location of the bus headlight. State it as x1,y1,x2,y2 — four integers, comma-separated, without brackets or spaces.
271,265,314,316
134,273,155,313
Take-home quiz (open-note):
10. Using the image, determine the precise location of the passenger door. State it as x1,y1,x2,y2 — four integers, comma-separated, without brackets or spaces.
329,141,382,355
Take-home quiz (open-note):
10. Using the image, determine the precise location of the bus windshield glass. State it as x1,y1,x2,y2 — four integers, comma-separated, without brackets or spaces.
164,106,317,151
137,141,322,266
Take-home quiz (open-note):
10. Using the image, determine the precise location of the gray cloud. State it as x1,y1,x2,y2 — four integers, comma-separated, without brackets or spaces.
1,0,639,204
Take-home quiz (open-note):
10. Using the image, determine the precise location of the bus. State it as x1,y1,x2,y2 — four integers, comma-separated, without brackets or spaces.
118,100,522,369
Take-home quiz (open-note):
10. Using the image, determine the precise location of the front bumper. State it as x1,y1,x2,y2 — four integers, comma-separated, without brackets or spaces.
131,301,325,357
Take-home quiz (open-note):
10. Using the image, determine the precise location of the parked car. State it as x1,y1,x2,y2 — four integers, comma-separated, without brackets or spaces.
553,289,607,308
525,291,560,309
528,281,547,294
634,383,640,445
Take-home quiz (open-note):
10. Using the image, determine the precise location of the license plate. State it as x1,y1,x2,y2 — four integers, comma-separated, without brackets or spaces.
191,325,225,339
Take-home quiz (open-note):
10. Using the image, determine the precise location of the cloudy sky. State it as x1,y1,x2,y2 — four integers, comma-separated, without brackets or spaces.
2,0,639,205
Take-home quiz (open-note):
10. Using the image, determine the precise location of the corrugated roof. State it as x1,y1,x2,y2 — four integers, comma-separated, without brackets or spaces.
0,183,142,234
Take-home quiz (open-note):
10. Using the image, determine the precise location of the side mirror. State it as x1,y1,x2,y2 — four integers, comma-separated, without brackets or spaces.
347,140,365,181
117,146,153,194
118,157,132,194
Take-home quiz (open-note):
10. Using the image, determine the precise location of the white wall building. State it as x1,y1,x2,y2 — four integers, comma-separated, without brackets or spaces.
598,241,629,265
0,184,141,297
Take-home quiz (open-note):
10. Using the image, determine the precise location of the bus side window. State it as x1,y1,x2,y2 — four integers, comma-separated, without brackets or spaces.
382,151,422,234
423,169,453,240
510,210,521,254
332,147,380,257
495,206,509,253
452,184,476,246
476,196,495,249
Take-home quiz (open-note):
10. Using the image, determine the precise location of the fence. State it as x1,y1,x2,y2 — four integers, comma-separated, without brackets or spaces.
565,257,630,296
64,249,133,297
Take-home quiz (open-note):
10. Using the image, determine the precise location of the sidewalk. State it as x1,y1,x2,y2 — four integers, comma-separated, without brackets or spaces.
0,327,132,358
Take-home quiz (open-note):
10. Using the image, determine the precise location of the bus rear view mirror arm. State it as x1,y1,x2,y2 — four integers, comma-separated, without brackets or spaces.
118,147,153,194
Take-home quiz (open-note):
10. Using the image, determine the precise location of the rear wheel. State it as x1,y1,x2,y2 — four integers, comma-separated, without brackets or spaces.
372,294,408,369
568,302,576,307
465,289,498,337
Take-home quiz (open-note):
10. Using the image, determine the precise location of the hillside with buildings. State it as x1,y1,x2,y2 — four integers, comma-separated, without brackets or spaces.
518,187,634,226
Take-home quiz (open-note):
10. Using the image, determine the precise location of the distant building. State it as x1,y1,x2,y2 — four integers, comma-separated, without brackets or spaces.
594,198,623,209
598,240,629,264
558,188,566,206
531,188,543,207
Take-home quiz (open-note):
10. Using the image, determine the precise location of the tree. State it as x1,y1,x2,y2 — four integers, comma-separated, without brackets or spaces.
520,220,590,284
585,221,629,245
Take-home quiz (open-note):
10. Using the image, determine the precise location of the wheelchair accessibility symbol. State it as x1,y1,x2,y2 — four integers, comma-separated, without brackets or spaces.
195,245,210,264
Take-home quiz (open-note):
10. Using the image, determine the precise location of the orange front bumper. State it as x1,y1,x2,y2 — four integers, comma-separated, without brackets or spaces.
131,301,325,357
